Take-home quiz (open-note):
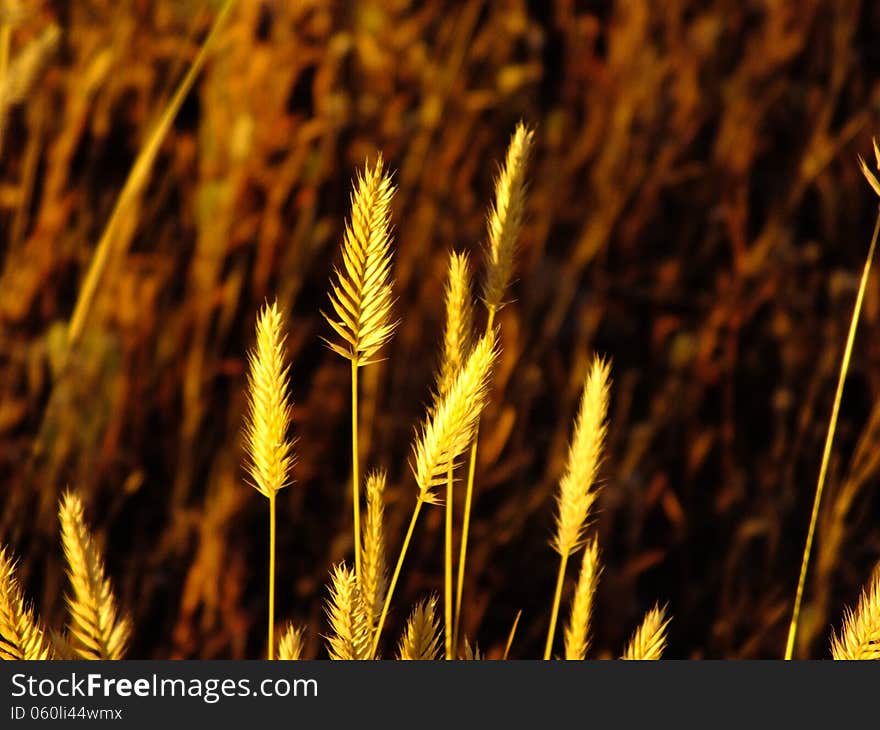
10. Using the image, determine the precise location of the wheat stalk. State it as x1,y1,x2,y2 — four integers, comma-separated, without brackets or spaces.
244,301,295,660
544,356,610,659
277,623,306,661
563,536,601,660
323,155,397,584
397,597,441,660
831,568,880,660
360,469,387,639
371,330,498,658
59,491,131,660
622,604,670,660
785,139,880,659
435,250,476,659
456,122,534,651
0,547,52,660
325,563,371,660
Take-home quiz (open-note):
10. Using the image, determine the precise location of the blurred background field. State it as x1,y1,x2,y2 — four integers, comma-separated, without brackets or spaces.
2,0,880,659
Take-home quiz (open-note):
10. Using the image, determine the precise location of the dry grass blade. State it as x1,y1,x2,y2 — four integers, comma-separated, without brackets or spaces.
461,637,483,660
553,357,611,557
563,537,601,660
436,251,475,399
244,301,295,499
482,121,535,312
622,604,670,660
831,568,880,660
324,563,371,660
412,330,498,503
66,0,234,350
277,623,306,661
397,597,441,660
0,547,52,660
59,492,131,660
322,155,398,366
360,469,387,636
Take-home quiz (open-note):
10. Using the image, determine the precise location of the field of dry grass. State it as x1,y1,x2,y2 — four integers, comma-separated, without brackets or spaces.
3,0,880,659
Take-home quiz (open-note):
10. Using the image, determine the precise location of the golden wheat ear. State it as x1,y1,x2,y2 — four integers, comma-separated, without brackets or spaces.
482,121,535,313
831,568,880,660
360,470,387,637
436,251,476,399
277,623,306,661
244,300,296,500
325,563,371,660
563,537,601,660
322,155,398,366
397,597,441,660
59,491,131,660
622,604,671,660
0,547,52,660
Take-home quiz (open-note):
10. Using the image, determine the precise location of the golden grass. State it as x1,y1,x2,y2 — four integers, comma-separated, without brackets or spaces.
323,155,398,583
360,469,388,639
831,568,880,660
397,597,441,661
622,604,670,661
244,301,295,660
325,563,370,661
0,548,52,660
59,491,131,660
785,139,880,659
277,623,306,661
455,122,534,651
563,537,601,660
544,356,611,659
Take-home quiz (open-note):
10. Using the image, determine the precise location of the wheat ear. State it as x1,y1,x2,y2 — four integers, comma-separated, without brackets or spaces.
786,140,880,659
436,251,475,659
325,563,371,660
397,597,442,660
456,122,534,651
831,568,880,660
59,491,131,660
244,301,295,660
544,356,610,659
0,547,52,660
563,536,601,660
361,469,388,640
322,156,397,583
371,331,498,658
277,623,306,660
622,604,670,660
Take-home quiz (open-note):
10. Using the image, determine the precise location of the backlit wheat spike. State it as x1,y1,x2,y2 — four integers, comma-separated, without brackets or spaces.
552,357,611,557
397,597,441,660
832,569,880,660
462,637,483,660
412,330,498,503
622,604,670,660
244,301,295,499
361,470,387,635
436,251,475,399
325,564,371,660
563,537,601,660
482,121,535,312
323,155,398,366
277,623,306,660
59,492,131,660
0,547,52,660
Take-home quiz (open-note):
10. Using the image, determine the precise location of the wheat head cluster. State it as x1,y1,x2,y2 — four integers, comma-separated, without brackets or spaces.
3,127,880,662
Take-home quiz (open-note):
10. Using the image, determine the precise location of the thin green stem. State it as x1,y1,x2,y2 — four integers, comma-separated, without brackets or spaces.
445,462,454,660
544,552,569,660
352,360,362,581
371,498,424,659
784,206,880,660
453,306,496,651
268,492,276,660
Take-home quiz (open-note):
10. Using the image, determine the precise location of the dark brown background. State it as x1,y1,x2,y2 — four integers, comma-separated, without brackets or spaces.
2,0,880,659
